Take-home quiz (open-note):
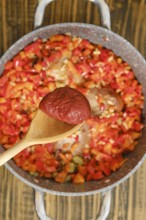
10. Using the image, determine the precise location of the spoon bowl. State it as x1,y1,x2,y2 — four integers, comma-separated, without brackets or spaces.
0,109,83,166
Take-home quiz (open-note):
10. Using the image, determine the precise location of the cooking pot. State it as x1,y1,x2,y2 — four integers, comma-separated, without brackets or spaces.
0,0,146,219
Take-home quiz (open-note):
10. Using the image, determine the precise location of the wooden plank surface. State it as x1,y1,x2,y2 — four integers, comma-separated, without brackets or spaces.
0,0,146,219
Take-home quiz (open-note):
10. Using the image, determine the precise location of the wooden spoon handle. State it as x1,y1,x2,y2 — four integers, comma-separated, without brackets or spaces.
0,139,29,166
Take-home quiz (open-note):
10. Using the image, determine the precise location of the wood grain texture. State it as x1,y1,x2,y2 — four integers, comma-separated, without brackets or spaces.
0,0,146,219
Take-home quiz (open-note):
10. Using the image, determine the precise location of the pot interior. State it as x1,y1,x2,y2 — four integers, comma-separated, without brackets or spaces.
0,23,146,195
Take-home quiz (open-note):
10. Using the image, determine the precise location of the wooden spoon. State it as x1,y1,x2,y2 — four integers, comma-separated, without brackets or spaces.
0,109,83,166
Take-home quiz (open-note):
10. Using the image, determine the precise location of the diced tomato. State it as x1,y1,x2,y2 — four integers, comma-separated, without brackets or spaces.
132,121,143,131
99,49,109,61
73,173,85,184
36,160,45,171
0,75,9,86
55,171,67,183
24,41,42,53
78,165,87,176
50,34,65,42
4,61,13,70
46,144,54,153
47,166,57,173
47,51,62,62
75,62,91,75
110,156,124,171
72,48,82,56
93,171,104,180
34,146,48,154
98,162,110,175
87,165,95,174
79,39,94,50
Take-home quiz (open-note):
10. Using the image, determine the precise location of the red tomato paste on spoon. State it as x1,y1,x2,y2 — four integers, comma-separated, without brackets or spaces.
39,86,91,124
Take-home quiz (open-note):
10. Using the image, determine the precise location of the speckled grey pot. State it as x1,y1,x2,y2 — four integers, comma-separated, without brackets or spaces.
0,23,146,196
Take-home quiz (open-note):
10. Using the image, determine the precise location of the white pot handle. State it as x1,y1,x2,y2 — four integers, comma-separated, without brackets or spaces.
35,190,51,220
34,189,112,220
95,190,112,220
34,0,111,29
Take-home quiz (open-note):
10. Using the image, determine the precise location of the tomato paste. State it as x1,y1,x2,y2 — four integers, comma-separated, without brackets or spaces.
39,86,91,124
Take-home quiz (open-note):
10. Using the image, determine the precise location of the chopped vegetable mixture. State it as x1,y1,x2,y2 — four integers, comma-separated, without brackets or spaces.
0,34,144,183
